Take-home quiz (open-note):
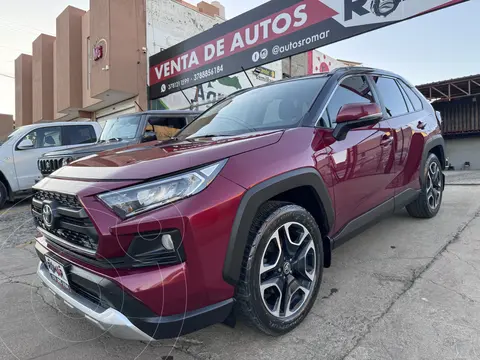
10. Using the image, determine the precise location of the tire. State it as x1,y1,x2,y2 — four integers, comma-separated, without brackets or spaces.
0,181,7,209
370,0,401,17
236,201,323,336
406,153,444,218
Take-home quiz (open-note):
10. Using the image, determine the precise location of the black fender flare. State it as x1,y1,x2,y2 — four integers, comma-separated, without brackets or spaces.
420,135,445,186
222,168,334,286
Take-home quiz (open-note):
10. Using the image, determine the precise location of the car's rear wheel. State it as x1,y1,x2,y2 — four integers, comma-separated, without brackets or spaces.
0,181,7,209
406,153,444,218
236,201,323,336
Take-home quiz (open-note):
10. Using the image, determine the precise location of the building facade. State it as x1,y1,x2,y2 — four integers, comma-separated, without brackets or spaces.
14,0,225,127
14,0,359,127
15,1,149,127
418,74,480,170
0,114,14,141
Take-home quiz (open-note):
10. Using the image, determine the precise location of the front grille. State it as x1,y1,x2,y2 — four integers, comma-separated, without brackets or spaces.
34,190,81,208
38,158,64,175
32,190,98,254
55,228,97,251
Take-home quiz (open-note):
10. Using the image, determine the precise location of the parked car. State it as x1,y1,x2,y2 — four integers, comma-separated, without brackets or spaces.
33,67,445,340
37,110,200,176
0,121,101,208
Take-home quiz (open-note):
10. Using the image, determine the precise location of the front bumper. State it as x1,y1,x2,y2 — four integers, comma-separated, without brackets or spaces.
37,261,152,341
37,259,235,340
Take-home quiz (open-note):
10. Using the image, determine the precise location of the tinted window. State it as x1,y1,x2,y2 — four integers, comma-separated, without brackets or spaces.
178,77,328,138
64,125,97,145
399,81,423,111
323,76,376,128
372,77,408,117
20,127,62,149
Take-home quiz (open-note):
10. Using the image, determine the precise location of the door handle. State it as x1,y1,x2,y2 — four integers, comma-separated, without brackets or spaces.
381,134,393,146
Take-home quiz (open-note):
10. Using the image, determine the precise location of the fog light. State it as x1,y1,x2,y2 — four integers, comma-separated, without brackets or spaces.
161,234,175,251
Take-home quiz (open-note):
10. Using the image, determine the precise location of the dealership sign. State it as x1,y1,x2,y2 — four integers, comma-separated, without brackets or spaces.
149,0,469,99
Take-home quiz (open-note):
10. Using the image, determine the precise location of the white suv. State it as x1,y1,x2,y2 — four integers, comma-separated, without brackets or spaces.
0,121,101,207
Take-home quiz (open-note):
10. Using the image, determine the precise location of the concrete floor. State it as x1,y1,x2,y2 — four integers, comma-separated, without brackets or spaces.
1,185,480,360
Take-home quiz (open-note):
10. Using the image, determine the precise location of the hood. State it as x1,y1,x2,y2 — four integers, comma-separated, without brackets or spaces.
51,131,283,181
41,140,135,158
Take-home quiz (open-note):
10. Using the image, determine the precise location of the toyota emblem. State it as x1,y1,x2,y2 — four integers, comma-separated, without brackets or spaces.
42,204,53,228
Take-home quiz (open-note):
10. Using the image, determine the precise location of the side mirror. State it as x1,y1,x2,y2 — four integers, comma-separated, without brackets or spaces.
17,138,34,150
332,103,383,141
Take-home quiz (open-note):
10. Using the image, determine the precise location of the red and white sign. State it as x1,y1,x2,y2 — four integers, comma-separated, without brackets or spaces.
307,50,346,74
150,0,338,86
149,0,470,100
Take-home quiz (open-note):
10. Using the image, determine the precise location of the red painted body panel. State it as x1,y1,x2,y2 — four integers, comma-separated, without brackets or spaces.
388,110,438,195
325,120,395,233
52,131,283,181
336,103,382,123
35,175,244,315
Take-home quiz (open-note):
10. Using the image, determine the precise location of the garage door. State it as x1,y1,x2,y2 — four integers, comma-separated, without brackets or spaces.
95,99,136,128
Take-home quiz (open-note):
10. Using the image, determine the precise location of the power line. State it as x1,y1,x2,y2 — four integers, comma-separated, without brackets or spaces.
0,73,14,79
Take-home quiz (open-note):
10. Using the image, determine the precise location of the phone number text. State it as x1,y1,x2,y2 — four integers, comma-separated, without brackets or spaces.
193,65,224,81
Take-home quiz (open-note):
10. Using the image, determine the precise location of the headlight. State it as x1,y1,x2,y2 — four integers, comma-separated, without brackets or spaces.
97,159,227,218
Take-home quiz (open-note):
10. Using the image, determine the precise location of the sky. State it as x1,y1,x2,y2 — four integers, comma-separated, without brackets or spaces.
0,0,478,117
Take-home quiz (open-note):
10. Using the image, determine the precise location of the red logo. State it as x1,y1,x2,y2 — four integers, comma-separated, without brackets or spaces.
56,267,63,277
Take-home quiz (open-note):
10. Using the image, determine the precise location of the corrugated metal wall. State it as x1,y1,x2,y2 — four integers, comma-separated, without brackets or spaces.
433,97,480,135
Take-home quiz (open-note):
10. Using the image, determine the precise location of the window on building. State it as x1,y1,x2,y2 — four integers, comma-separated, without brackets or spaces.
372,77,409,117
399,81,423,111
63,125,97,145
322,76,376,128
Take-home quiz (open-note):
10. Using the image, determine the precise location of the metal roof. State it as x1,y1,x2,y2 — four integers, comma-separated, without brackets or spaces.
417,74,480,101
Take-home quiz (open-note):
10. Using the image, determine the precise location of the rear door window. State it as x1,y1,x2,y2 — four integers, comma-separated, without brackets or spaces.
371,76,409,117
399,81,423,111
63,125,97,145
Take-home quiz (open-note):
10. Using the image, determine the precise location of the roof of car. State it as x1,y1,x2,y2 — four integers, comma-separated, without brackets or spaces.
15,121,98,131
124,110,202,116
281,67,403,81
230,66,413,92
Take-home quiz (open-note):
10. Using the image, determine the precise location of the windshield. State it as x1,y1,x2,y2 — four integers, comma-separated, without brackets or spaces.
6,127,24,140
99,115,140,142
1,127,25,146
178,77,328,139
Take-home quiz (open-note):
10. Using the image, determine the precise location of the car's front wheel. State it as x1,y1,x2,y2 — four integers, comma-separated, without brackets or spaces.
237,202,323,336
407,153,444,218
0,181,7,209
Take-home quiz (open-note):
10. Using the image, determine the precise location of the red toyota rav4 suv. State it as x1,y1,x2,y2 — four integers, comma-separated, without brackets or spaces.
33,67,445,340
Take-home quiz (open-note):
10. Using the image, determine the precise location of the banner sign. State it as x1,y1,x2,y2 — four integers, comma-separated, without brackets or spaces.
149,0,468,100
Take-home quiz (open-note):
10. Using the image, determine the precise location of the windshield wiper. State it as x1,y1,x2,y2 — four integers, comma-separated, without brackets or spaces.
107,137,122,142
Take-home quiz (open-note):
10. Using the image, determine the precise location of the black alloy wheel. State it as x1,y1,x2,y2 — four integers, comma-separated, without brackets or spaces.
237,202,323,335
406,153,444,218
259,222,316,318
